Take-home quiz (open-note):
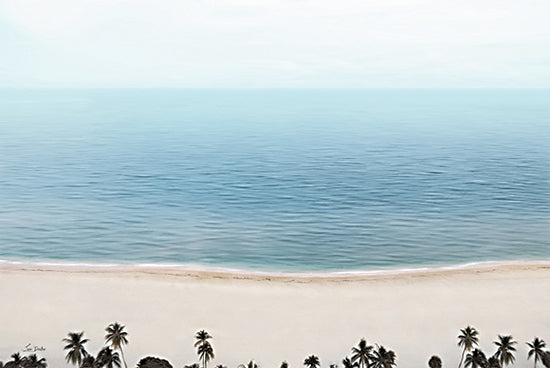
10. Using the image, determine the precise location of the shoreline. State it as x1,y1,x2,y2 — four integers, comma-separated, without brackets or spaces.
1,258,550,282
2,260,549,368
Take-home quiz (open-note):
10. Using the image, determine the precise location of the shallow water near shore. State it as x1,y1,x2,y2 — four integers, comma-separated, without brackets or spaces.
1,89,549,271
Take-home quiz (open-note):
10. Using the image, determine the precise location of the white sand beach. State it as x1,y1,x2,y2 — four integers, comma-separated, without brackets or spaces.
1,262,549,368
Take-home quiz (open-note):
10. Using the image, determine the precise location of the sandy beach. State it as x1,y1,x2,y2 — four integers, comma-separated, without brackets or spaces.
1,262,549,368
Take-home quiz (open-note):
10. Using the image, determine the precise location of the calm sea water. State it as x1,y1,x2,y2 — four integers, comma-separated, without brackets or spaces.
0,89,549,272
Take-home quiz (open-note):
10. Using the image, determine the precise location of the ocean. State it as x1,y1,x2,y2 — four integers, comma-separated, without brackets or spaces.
0,89,549,272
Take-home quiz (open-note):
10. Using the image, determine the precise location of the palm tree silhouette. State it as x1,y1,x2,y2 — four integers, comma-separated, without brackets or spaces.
105,323,129,368
304,356,320,368
281,361,288,368
370,346,396,368
238,361,258,368
464,349,486,368
197,342,214,368
429,356,442,368
486,357,500,368
342,358,357,368
63,332,89,366
458,327,479,368
96,347,121,368
194,330,214,368
194,330,212,347
527,338,546,368
352,339,374,368
22,354,47,368
494,335,517,368
7,354,23,368
541,352,550,368
80,356,97,368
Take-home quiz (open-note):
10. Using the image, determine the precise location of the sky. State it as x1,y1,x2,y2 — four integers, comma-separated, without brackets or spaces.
1,0,549,88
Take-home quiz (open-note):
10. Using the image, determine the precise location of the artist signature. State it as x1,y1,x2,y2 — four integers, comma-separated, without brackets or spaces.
23,344,46,352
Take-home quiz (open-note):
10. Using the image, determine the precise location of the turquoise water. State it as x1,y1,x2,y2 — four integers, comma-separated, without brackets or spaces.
0,89,549,271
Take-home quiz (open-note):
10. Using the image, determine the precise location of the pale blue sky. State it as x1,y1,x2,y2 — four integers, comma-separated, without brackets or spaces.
1,0,549,88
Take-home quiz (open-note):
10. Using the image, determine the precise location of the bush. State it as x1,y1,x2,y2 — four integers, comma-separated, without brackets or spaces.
137,357,173,368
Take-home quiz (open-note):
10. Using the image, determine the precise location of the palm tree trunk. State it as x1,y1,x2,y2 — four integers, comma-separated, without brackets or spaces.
120,348,128,368
458,349,466,368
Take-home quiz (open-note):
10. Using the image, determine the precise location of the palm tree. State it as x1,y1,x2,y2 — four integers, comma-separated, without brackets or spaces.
7,354,23,368
352,339,374,368
238,361,257,368
527,338,546,368
96,347,121,368
464,349,487,368
458,327,479,368
194,330,214,368
194,330,212,347
487,357,500,368
105,323,129,368
343,357,357,368
429,356,442,368
35,356,47,368
541,352,550,368
80,356,97,368
370,346,396,368
281,362,289,368
304,356,320,368
63,332,89,366
494,335,517,368
197,341,214,368
22,355,47,368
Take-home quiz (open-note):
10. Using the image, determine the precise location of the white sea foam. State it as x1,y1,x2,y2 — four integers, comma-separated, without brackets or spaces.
1,258,549,278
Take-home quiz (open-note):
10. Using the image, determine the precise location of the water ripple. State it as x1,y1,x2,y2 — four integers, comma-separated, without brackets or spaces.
0,89,549,271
